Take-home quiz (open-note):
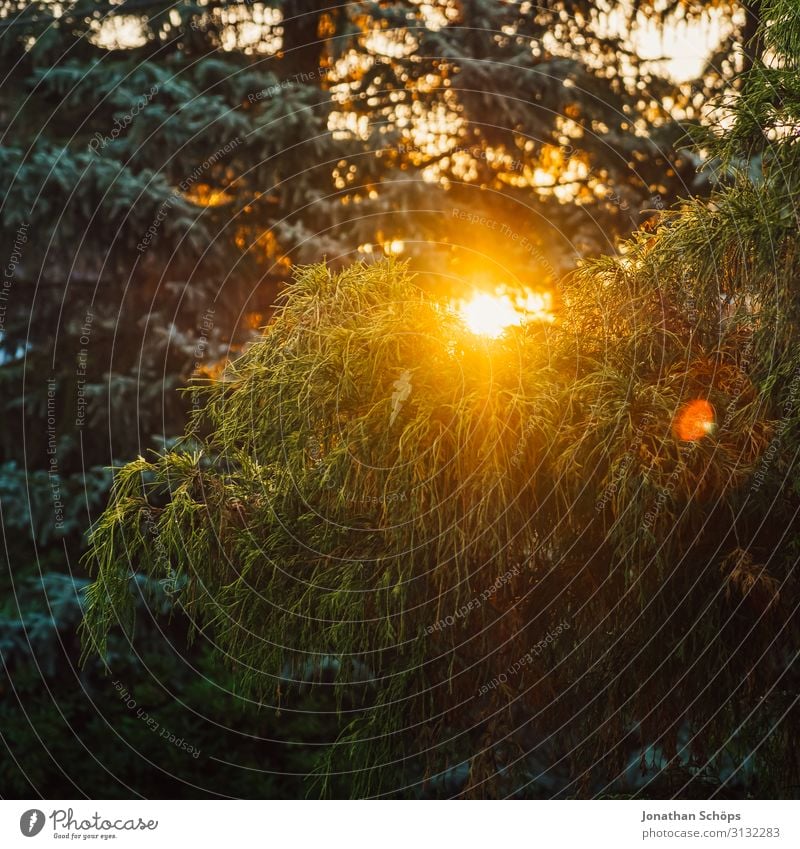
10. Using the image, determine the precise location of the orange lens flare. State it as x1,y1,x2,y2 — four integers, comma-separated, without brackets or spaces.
673,399,716,441
454,286,554,338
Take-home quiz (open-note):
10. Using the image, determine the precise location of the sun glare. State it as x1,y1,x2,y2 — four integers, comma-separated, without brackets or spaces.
455,286,554,338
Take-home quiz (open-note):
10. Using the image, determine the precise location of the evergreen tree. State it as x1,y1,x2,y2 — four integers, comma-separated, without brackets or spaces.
0,0,750,489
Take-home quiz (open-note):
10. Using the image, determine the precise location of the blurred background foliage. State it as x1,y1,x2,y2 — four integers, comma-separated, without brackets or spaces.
0,0,782,797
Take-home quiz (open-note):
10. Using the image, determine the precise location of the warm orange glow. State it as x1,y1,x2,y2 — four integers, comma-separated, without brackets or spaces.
183,183,234,207
673,399,716,441
454,286,554,338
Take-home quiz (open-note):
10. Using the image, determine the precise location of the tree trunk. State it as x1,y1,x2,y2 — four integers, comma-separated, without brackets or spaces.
279,0,330,79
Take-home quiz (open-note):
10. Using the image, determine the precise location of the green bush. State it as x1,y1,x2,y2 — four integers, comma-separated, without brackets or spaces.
82,253,799,796
81,0,800,800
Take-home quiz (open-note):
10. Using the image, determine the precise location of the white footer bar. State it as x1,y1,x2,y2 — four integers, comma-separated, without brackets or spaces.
2,800,796,848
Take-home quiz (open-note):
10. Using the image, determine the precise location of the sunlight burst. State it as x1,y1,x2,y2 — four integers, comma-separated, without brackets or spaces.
455,286,554,338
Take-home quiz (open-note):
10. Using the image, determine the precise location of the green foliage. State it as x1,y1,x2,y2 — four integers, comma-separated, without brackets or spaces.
0,462,111,547
0,569,343,797
4,0,794,798
83,246,799,796
82,2,800,797
0,0,748,486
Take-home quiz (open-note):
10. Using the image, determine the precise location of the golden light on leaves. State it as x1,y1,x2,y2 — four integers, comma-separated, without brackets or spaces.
454,285,555,338
673,399,716,441
183,183,234,207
